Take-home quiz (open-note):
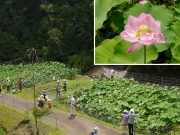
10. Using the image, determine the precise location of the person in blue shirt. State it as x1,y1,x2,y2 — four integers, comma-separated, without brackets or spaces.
91,127,99,135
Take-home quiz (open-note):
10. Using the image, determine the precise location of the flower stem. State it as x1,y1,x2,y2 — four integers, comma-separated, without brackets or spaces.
144,45,146,64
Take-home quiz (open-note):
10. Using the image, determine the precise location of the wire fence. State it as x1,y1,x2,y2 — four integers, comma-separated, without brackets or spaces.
89,70,180,87
122,72,180,87
0,94,57,135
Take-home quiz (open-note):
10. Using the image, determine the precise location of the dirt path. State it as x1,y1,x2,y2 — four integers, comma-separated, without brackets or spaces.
0,93,121,135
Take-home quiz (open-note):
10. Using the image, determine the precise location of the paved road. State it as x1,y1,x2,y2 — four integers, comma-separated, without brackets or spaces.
0,93,121,135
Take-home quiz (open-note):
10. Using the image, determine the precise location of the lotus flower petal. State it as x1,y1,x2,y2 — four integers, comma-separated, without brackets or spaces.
120,13,167,53
127,42,143,53
139,0,147,4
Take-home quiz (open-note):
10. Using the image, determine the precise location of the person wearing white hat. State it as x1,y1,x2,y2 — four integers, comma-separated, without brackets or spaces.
91,127,99,135
56,80,61,98
128,108,134,115
6,79,11,92
110,67,115,79
38,95,45,107
48,99,52,109
70,95,77,116
128,108,138,135
122,110,128,134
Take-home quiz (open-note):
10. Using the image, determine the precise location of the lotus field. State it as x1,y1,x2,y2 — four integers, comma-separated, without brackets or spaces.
0,62,78,89
74,78,180,134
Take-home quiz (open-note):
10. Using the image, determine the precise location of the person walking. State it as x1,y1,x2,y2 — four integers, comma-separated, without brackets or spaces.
56,80,61,98
110,67,115,79
18,78,23,92
70,95,77,116
128,109,138,135
0,82,2,95
122,110,128,134
6,79,11,92
91,127,99,135
63,79,67,91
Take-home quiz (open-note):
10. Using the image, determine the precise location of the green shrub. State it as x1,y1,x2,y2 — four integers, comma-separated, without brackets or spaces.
32,106,50,118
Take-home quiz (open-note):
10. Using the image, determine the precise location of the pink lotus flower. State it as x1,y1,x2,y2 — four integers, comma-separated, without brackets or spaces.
139,0,147,4
120,13,166,53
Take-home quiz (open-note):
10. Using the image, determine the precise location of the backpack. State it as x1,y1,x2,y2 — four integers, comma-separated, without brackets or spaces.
38,100,44,107
91,131,97,135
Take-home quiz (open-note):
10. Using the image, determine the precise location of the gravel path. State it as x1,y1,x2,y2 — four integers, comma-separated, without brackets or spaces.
0,93,121,135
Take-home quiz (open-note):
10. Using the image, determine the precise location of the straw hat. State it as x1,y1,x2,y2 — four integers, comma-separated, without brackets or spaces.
64,79,66,81
57,80,60,82
48,99,51,101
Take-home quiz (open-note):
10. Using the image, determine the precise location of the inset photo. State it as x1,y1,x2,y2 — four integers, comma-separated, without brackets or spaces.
95,0,180,64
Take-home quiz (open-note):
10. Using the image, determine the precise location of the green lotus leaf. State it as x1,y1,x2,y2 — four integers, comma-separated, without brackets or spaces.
121,101,129,107
170,45,180,63
95,36,122,64
95,0,116,30
109,11,124,34
174,3,180,21
108,40,158,64
123,2,173,26
169,22,180,63
171,22,180,46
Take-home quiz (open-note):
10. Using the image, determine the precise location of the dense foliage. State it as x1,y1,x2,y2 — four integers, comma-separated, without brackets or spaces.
95,0,180,64
0,62,77,89
0,0,93,72
74,78,180,134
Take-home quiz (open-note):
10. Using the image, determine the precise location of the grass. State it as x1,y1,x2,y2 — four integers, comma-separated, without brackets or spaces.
47,128,66,135
0,103,24,132
0,103,65,135
10,75,91,101
0,128,4,135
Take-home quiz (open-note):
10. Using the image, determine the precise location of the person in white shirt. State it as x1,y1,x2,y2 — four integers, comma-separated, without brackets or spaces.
110,67,115,78
70,96,77,116
56,80,60,98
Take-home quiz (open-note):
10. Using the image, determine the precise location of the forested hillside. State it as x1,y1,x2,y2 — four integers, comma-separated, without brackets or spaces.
0,0,93,72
